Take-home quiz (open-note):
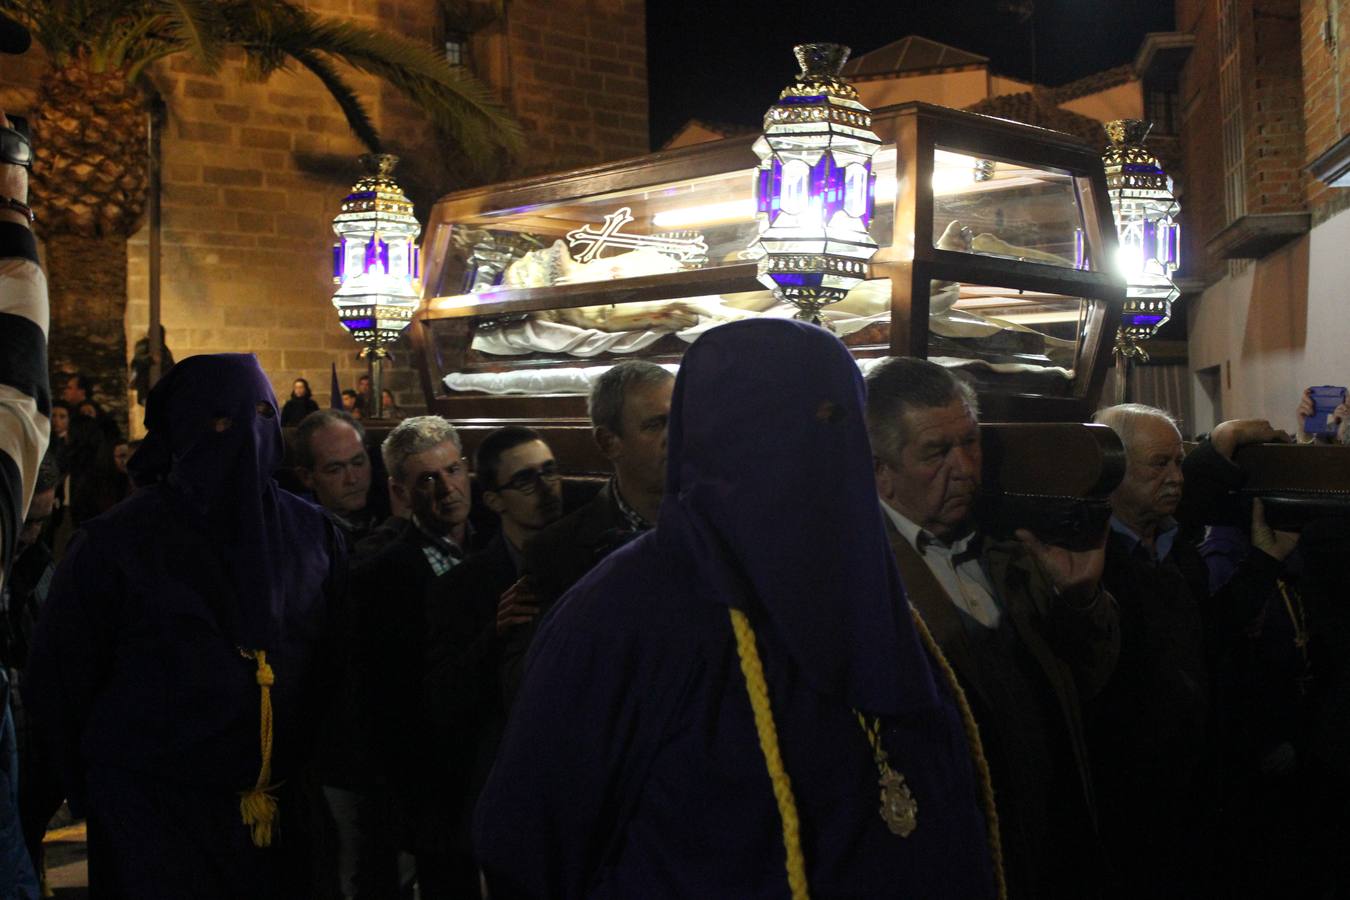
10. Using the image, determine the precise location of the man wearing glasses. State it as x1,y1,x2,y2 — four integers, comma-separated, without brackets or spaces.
421,426,564,897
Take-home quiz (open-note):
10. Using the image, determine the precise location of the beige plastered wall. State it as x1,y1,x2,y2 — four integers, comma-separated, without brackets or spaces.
1187,207,1350,434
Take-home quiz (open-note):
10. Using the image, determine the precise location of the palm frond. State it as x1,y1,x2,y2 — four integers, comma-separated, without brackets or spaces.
258,12,522,161
151,0,225,69
12,0,522,170
291,49,381,154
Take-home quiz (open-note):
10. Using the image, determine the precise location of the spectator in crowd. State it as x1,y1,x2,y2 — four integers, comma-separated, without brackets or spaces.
421,426,564,897
129,324,174,407
501,360,674,702
347,416,478,898
112,440,133,476
281,378,319,427
60,374,118,445
4,454,59,884
57,374,93,415
88,437,132,517
62,414,108,529
27,353,346,899
476,318,1002,898
1295,386,1350,445
293,410,374,548
865,357,1117,899
1088,405,1297,897
341,389,361,420
355,375,373,418
1,453,58,673
380,389,406,421
46,405,67,463
0,94,43,900
295,410,383,900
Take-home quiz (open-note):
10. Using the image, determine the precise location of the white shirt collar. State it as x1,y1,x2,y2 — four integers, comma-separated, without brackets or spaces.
879,500,978,558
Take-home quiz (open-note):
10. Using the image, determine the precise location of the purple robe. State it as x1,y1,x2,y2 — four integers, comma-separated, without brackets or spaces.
474,319,997,898
26,355,343,899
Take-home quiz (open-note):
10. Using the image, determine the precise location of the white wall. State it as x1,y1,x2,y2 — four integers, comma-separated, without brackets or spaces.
1186,208,1350,434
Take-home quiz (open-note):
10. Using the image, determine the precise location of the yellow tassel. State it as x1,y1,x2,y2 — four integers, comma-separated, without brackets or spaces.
729,608,810,900
238,649,279,848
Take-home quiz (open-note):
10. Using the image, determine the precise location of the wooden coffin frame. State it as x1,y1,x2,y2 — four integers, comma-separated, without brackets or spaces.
410,102,1128,470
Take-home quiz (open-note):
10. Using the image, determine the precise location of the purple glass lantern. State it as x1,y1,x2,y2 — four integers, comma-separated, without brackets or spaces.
751,43,881,325
1103,120,1181,348
331,154,422,349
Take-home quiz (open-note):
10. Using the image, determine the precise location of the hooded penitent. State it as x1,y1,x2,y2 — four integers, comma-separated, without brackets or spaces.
27,354,340,896
660,317,940,717
475,320,996,899
129,353,286,652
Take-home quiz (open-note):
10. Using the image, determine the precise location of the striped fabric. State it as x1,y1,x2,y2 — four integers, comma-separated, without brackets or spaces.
0,221,49,589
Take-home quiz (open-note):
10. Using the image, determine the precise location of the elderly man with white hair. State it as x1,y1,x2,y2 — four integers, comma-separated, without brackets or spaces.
1087,405,1297,898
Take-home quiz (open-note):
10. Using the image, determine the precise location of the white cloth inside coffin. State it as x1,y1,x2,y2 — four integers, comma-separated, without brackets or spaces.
444,355,1070,397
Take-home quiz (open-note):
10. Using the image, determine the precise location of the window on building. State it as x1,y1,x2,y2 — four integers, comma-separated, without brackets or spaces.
1218,0,1246,224
445,31,469,68
1145,87,1179,136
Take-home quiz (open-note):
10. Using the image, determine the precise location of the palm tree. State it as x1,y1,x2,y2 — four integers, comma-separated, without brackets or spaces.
0,0,521,429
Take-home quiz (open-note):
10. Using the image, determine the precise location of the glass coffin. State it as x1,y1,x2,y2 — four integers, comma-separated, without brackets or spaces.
413,101,1125,424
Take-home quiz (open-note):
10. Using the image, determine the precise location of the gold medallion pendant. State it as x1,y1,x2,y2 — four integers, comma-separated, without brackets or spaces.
878,765,918,837
855,710,918,838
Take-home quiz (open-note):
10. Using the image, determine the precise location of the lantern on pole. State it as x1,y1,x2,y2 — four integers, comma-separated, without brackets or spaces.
751,43,880,326
331,153,421,418
1103,119,1180,363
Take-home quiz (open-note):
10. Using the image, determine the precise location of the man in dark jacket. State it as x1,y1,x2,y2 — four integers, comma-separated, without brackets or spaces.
865,357,1119,900
421,425,564,896
346,416,478,898
501,360,674,702
293,409,375,549
1088,405,1297,897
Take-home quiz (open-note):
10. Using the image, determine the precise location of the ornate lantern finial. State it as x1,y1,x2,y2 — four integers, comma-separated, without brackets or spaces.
1103,119,1181,357
750,43,880,326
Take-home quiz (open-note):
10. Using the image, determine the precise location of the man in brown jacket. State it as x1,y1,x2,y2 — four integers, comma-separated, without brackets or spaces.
865,357,1119,900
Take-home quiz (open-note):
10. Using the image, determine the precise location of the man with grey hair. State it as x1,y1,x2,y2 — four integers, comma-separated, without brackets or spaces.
344,415,479,899
865,356,1119,899
501,359,675,703
1087,404,1296,896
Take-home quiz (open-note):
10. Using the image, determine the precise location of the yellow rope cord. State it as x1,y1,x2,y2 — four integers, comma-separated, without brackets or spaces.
728,608,810,900
238,649,279,848
729,606,1005,900
908,608,1007,900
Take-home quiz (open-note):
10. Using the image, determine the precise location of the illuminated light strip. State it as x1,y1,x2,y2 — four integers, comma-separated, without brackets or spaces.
651,199,756,228
428,294,491,314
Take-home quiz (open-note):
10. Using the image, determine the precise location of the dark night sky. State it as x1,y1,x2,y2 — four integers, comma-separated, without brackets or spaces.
646,0,1177,148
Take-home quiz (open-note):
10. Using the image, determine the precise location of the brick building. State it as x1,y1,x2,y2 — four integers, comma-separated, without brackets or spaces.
0,0,648,434
1175,0,1350,432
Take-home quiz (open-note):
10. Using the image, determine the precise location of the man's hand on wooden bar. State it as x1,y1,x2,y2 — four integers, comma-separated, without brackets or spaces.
1015,526,1106,606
